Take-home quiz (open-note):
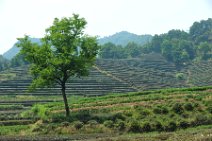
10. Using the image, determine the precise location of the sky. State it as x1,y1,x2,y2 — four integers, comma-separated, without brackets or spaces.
0,0,212,55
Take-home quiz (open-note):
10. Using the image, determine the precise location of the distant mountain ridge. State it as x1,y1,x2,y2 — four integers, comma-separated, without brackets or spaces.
98,31,152,46
3,38,40,60
3,31,152,60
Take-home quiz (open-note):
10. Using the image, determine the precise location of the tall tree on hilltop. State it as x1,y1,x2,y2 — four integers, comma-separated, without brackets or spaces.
17,14,99,116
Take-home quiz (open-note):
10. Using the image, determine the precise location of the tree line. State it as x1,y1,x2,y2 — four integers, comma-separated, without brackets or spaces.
1,18,211,72
0,54,29,71
99,18,212,66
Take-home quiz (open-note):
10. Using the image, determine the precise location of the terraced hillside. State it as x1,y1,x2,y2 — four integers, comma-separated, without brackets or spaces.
188,60,212,86
0,66,136,97
96,56,187,90
1,56,212,97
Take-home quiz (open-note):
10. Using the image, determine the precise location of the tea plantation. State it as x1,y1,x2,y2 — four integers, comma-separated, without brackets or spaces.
0,57,212,140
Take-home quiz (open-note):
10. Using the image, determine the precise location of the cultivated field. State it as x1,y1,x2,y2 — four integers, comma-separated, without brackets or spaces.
0,57,212,140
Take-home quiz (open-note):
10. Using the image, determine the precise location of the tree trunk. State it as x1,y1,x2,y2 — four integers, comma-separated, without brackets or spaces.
61,83,70,117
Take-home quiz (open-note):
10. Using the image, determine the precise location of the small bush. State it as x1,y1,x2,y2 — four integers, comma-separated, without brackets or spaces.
87,120,98,127
141,122,151,132
103,120,114,128
184,103,194,111
206,106,212,114
51,114,66,123
179,120,189,129
193,114,210,126
111,113,126,121
31,104,50,121
165,121,177,131
153,106,169,114
114,120,125,131
172,103,184,114
139,109,151,116
155,121,164,131
176,73,185,80
128,120,141,133
73,121,84,130
61,121,70,127
72,110,92,123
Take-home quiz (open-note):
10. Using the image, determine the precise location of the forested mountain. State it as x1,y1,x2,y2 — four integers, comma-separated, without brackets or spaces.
98,31,152,46
3,32,151,60
99,18,212,65
3,38,40,60
2,18,212,67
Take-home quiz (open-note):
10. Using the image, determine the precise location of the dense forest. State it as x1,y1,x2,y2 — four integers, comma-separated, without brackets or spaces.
99,18,212,66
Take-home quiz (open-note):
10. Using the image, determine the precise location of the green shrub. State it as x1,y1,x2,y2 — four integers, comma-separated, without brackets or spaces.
114,120,125,131
165,121,177,131
73,110,92,123
206,106,212,114
61,121,70,127
111,113,126,121
87,120,98,127
21,104,50,121
184,103,194,111
128,120,141,133
141,122,151,132
154,121,164,131
193,114,210,126
103,120,114,128
172,103,184,114
139,109,151,116
51,114,66,123
153,106,169,114
179,120,189,129
175,73,185,80
73,121,84,130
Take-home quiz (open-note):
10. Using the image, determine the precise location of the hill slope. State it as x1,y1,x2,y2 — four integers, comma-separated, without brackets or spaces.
98,31,152,46
3,38,40,60
1,54,212,97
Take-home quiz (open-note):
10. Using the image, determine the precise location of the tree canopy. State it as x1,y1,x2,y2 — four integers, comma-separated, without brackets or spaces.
16,14,99,116
99,18,212,66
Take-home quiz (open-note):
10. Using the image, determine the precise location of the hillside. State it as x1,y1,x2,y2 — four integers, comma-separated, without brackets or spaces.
1,55,212,97
3,38,40,60
3,31,152,60
98,31,152,46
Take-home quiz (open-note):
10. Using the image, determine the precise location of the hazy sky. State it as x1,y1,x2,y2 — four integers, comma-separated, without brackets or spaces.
0,0,212,55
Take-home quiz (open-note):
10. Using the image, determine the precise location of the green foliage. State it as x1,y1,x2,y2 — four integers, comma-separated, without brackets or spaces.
165,121,177,131
206,106,212,114
98,31,152,46
0,55,10,71
22,104,50,120
103,120,114,128
176,73,185,80
128,120,141,133
73,121,84,130
114,119,126,131
10,53,29,67
184,103,194,111
141,122,152,132
153,106,169,114
16,14,99,116
172,103,184,114
179,120,190,129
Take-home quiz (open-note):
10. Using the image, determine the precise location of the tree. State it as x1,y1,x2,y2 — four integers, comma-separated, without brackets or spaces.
190,18,212,44
16,14,99,116
196,42,212,60
0,55,9,71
